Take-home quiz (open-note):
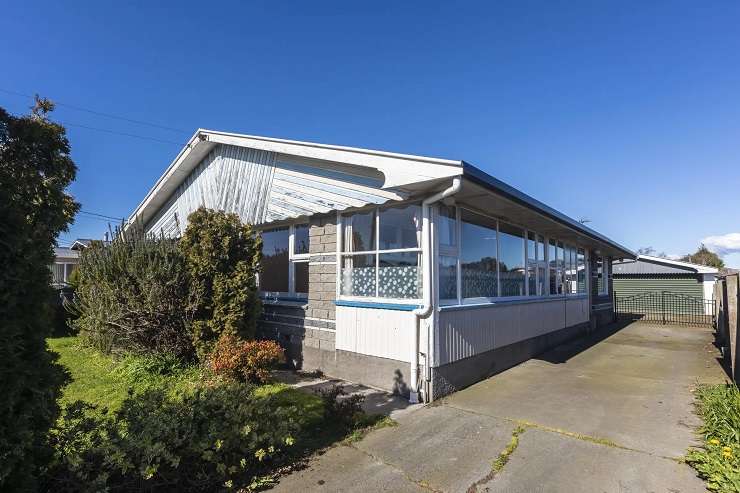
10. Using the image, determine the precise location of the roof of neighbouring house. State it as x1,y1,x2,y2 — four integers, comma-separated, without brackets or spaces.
613,255,718,275
54,246,80,260
128,129,635,259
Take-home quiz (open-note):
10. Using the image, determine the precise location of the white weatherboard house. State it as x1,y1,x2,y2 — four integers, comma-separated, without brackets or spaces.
129,130,635,402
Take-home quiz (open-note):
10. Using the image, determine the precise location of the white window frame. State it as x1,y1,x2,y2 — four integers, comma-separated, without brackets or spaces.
50,262,76,284
259,223,309,301
338,203,423,303
596,255,609,296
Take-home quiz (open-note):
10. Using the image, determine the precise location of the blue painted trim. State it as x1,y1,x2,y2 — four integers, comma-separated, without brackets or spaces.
334,300,420,311
439,295,589,312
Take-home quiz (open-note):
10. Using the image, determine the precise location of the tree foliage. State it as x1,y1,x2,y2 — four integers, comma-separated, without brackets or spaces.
0,105,78,489
179,208,262,358
681,244,725,269
72,233,195,359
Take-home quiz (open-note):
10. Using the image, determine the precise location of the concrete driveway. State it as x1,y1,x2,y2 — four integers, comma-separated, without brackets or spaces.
273,321,728,493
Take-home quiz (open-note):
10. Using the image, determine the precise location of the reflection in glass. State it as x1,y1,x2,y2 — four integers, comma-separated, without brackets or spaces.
261,227,289,292
499,222,525,297
378,252,421,299
461,210,498,299
379,204,421,250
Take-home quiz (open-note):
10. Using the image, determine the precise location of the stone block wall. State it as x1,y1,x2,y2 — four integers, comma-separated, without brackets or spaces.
258,213,339,371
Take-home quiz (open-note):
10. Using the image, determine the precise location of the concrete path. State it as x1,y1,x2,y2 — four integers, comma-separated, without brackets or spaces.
272,322,728,493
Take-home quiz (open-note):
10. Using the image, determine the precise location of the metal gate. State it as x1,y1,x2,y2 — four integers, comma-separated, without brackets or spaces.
614,291,715,327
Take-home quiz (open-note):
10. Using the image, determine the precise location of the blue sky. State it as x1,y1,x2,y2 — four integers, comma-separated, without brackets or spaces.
3,1,739,266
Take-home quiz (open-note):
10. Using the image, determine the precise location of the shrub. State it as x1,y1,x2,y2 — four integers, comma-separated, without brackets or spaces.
45,383,301,492
179,208,262,359
71,234,195,359
0,103,77,490
209,334,284,384
686,384,740,492
318,385,366,427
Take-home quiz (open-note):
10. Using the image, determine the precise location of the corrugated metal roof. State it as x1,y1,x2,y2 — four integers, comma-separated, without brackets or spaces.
613,256,716,275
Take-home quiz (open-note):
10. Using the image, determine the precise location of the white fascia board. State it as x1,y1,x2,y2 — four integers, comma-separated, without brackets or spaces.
126,131,215,229
637,255,719,274
201,130,463,189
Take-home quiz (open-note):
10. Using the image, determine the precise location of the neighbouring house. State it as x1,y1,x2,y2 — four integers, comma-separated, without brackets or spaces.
127,129,634,402
612,255,717,314
50,246,80,287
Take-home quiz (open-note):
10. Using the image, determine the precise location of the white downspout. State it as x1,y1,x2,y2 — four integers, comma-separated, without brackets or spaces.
410,177,462,403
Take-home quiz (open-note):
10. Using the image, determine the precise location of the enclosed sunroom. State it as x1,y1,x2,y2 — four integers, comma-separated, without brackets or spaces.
128,129,634,402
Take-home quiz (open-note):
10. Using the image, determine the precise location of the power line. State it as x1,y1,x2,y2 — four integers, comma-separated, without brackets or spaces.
79,210,124,221
57,120,187,146
0,88,190,134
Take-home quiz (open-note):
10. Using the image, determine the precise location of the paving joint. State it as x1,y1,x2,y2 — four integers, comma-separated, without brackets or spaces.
441,402,683,462
346,443,443,493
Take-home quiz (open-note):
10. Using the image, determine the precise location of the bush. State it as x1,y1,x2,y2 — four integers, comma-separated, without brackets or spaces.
71,234,195,359
0,104,77,490
686,384,740,492
209,334,284,384
45,383,301,492
318,385,366,427
179,208,262,358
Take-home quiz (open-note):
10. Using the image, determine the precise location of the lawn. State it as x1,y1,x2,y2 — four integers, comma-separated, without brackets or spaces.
48,336,323,419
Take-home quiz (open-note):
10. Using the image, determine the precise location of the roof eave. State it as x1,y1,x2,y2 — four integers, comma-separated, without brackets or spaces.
461,161,636,259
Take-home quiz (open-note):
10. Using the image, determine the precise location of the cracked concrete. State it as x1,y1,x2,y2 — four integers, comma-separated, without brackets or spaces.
271,322,728,492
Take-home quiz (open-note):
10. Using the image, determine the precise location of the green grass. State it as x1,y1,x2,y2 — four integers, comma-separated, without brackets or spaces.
686,384,740,492
492,425,526,472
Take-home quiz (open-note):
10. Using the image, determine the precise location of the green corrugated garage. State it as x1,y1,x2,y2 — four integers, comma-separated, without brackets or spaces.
612,255,717,301
613,275,703,298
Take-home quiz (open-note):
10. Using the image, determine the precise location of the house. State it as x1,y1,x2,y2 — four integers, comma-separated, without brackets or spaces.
50,246,80,287
612,255,717,315
128,129,634,402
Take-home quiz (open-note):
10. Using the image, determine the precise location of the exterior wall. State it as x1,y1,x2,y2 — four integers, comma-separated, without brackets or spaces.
590,254,614,328
430,322,588,400
428,297,589,400
435,297,589,367
336,306,415,362
613,275,704,298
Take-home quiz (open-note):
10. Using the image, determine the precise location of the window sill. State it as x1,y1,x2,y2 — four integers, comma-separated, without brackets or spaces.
335,300,420,311
439,294,588,312
261,297,308,308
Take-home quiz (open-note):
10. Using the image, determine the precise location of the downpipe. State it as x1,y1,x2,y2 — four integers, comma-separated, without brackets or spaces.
409,177,462,403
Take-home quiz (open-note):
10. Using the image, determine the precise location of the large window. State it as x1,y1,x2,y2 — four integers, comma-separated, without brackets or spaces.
340,204,422,300
50,262,77,284
260,224,309,298
460,209,498,300
438,205,589,304
499,223,525,297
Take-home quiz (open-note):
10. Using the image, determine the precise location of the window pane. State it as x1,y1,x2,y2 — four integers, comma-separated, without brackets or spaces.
340,254,376,297
261,227,289,292
537,235,546,296
548,239,557,295
556,242,565,295
499,223,525,297
378,252,421,299
438,205,457,248
439,256,458,303
294,261,309,294
294,224,309,255
51,263,65,284
343,210,376,252
527,232,537,296
379,203,421,250
577,248,586,294
596,256,605,294
461,210,498,299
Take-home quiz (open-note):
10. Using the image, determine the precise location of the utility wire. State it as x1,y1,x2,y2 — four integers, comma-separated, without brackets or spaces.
0,88,190,134
79,210,124,221
56,120,187,146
